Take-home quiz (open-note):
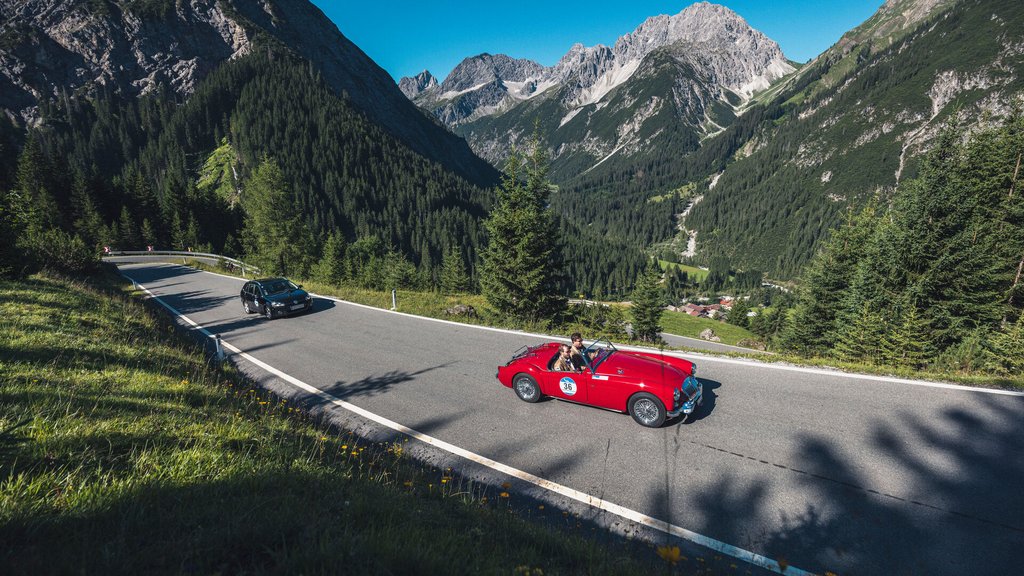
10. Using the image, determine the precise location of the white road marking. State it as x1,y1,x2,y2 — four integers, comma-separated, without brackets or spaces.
122,271,814,576
125,263,1024,397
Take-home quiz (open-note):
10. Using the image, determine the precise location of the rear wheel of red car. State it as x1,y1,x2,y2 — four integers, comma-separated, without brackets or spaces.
512,374,541,403
628,392,666,428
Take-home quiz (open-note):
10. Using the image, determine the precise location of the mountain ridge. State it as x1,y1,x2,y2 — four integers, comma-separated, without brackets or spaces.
401,2,794,176
0,0,497,185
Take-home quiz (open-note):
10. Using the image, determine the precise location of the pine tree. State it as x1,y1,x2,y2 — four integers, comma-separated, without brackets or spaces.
480,136,566,323
0,187,25,277
170,211,186,251
880,299,934,369
313,230,347,285
184,213,200,251
241,159,315,277
440,246,470,295
727,298,750,328
630,261,664,343
779,203,879,355
383,249,419,290
831,301,887,364
140,218,157,248
985,313,1024,375
15,133,61,235
118,206,138,248
70,173,104,248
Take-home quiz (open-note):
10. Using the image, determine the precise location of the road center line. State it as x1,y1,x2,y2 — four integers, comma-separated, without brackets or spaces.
122,271,814,576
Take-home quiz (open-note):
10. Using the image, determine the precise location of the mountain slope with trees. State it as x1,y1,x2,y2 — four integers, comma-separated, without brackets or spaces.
0,1,497,286
778,112,1024,373
685,0,1024,278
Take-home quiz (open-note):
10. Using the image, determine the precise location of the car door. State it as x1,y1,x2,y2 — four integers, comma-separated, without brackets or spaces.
241,282,253,305
253,284,266,309
586,369,628,412
538,352,590,404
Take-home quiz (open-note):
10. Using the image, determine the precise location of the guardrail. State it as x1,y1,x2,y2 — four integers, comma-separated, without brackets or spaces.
102,250,260,277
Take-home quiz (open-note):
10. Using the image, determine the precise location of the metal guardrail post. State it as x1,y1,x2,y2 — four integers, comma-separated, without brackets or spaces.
391,289,397,311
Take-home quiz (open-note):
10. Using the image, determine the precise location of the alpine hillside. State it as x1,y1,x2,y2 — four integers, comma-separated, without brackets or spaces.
0,0,499,284
402,2,795,182
0,0,495,184
683,0,1024,277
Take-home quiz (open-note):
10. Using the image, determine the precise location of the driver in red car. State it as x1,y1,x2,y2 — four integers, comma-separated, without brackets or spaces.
553,344,582,372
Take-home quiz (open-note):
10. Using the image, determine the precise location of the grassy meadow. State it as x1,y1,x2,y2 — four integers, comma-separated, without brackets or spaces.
658,260,710,283
0,271,736,574
658,310,758,347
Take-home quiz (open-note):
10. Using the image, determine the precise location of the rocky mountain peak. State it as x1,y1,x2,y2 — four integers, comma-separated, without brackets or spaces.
438,53,544,95
404,2,797,169
398,70,437,99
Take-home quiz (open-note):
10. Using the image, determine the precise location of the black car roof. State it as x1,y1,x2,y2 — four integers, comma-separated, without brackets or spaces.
254,277,286,284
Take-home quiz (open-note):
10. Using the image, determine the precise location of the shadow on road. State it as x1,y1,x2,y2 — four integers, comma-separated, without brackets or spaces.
318,363,452,401
642,391,1024,574
668,377,719,427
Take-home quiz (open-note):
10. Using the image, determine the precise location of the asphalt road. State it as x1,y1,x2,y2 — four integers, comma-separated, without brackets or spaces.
118,263,1024,576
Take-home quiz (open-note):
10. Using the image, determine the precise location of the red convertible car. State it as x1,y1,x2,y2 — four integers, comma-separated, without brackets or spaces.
496,339,702,427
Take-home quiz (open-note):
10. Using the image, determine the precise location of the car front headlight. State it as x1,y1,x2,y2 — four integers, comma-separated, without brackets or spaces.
673,388,681,402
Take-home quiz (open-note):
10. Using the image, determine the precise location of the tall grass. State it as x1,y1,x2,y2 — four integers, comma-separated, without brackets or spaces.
4,272,751,574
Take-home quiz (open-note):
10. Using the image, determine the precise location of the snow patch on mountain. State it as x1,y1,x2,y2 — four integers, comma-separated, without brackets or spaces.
576,58,643,107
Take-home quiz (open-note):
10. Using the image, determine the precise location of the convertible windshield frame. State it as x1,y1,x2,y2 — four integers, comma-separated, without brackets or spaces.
582,338,617,372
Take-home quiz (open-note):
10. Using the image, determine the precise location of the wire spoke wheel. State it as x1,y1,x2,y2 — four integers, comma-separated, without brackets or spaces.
629,393,666,427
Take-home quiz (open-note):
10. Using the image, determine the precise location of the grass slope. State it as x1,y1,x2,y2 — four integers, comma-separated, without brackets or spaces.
659,311,756,346
0,272,710,575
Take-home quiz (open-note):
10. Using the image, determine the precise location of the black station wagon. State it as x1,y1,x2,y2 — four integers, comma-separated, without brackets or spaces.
240,278,312,319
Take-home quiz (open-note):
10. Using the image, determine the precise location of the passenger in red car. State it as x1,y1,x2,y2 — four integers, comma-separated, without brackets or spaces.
553,344,580,372
570,332,586,367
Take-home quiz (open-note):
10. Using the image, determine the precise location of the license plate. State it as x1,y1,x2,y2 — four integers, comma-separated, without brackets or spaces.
290,304,306,311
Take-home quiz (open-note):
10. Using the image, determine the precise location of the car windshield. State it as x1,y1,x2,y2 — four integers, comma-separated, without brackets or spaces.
262,279,296,295
582,339,616,371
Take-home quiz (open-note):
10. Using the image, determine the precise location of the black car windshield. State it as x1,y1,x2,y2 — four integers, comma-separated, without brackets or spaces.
582,339,616,371
262,279,297,295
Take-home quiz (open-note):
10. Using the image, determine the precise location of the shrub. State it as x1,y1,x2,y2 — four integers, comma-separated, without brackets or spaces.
25,228,100,275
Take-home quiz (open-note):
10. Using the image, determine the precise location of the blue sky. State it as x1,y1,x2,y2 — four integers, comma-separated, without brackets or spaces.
312,1,883,82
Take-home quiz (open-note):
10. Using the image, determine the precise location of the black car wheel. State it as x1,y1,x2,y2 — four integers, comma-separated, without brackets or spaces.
243,299,253,314
512,374,541,403
263,304,273,320
628,392,666,428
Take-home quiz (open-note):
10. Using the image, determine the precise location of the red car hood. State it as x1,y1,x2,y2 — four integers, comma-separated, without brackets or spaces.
599,352,686,383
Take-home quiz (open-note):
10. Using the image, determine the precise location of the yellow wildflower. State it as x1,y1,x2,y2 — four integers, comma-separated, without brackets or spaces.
656,545,681,565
